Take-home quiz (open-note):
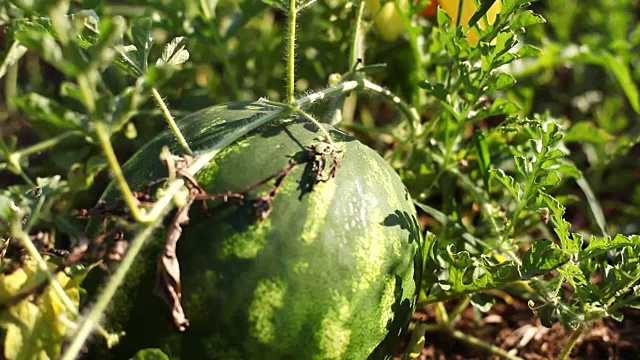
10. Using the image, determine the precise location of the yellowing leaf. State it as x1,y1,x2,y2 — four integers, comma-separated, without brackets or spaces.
0,261,80,360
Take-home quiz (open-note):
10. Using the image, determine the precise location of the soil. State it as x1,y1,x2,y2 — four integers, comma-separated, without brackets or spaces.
395,298,640,360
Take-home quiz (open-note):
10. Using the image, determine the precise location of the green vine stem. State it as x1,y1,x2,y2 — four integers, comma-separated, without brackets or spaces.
414,322,524,360
436,302,450,323
295,109,336,146
557,326,584,360
94,121,148,223
348,0,366,69
447,295,470,322
451,329,523,360
361,79,421,136
60,221,161,360
3,131,80,188
76,73,96,115
10,131,82,160
402,320,428,360
5,62,18,114
151,88,193,155
286,0,297,104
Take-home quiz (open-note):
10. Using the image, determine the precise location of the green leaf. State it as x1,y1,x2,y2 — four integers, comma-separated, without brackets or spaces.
131,17,154,72
108,81,147,130
355,63,387,74
12,93,90,133
87,16,126,70
493,32,516,58
11,18,88,77
473,130,491,192
521,239,568,278
0,193,15,222
509,10,546,30
436,6,452,28
557,305,581,330
529,277,562,303
601,52,640,114
414,202,485,248
491,169,522,202
564,122,615,144
574,175,608,237
500,0,533,15
418,81,448,102
537,171,560,187
467,0,499,29
493,72,516,90
539,192,573,248
261,0,288,11
421,244,562,303
579,234,637,262
156,37,190,67
513,155,529,177
468,98,520,121
469,293,495,312
516,44,542,57
60,82,85,104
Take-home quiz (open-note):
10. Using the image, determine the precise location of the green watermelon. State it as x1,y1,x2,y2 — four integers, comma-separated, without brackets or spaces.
89,101,423,360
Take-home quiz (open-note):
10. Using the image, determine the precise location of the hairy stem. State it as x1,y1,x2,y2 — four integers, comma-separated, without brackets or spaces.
448,296,470,322
61,221,160,360
348,0,366,69
286,0,297,104
151,87,193,155
94,121,148,223
295,109,336,146
557,326,584,360
361,79,420,136
451,329,523,360
5,62,18,114
76,73,96,115
13,131,82,159
418,322,524,360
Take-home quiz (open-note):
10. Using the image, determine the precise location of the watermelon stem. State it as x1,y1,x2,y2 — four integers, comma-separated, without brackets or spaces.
406,322,524,360
295,109,336,146
94,121,150,224
360,78,421,137
348,1,366,71
286,0,297,104
450,328,524,360
62,217,162,360
151,87,194,156
557,325,585,360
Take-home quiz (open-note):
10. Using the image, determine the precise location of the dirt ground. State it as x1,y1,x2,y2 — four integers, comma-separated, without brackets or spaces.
396,297,640,360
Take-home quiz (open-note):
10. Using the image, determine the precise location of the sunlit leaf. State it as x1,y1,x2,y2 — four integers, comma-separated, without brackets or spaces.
156,37,190,67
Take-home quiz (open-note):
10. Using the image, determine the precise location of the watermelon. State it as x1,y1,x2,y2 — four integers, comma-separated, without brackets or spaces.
89,101,423,359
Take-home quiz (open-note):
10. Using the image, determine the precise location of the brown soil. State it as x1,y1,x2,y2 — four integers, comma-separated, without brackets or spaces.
396,297,640,360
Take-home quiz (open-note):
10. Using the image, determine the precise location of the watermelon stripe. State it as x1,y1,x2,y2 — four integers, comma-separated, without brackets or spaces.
88,102,423,360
